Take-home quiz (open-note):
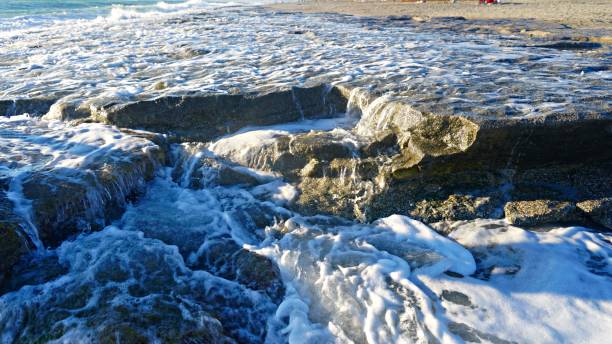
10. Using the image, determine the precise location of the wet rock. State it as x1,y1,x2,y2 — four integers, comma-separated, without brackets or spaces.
360,129,398,157
43,100,91,121
448,322,517,344
300,159,325,178
386,15,412,22
444,271,465,278
410,195,502,224
443,114,612,171
348,82,612,169
22,172,102,247
281,95,610,225
91,84,347,141
530,41,602,51
385,113,612,181
231,202,292,238
0,192,30,288
364,167,506,223
21,145,165,247
233,249,285,303
441,290,472,307
217,166,259,186
0,221,29,289
332,86,612,224
401,115,479,160
194,239,285,303
577,198,612,230
296,176,375,220
290,131,355,162
0,98,57,117
1,252,67,295
504,200,577,227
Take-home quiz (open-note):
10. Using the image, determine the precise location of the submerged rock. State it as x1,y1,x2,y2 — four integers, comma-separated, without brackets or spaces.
529,41,602,51
0,228,270,343
116,175,287,305
440,290,472,307
195,240,285,303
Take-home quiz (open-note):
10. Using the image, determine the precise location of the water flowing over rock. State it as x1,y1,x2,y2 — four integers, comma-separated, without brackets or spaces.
0,189,30,286
83,85,346,142
0,228,260,343
0,99,58,117
203,85,611,229
0,5,611,343
0,116,167,249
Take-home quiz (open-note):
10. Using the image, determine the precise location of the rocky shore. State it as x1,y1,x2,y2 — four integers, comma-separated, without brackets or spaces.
2,74,609,287
0,5,610,343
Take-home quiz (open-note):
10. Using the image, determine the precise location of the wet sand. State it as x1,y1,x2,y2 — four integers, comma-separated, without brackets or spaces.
269,0,612,31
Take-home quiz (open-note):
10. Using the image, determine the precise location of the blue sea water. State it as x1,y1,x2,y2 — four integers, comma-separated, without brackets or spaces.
0,0,188,18
0,0,270,30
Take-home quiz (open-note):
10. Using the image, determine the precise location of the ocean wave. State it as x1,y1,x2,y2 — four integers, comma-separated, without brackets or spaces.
0,0,281,31
104,0,271,21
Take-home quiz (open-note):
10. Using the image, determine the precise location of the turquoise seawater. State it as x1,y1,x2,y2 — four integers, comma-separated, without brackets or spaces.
0,0,265,29
0,0,190,18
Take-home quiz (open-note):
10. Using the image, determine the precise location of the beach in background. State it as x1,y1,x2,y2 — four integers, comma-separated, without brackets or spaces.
270,0,612,30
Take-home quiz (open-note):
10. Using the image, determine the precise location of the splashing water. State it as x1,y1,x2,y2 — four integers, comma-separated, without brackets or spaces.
0,2,610,342
1,116,610,343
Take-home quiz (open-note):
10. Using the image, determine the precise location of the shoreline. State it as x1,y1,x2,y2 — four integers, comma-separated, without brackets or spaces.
269,0,612,42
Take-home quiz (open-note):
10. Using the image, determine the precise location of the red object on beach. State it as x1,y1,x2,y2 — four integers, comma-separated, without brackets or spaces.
480,0,498,4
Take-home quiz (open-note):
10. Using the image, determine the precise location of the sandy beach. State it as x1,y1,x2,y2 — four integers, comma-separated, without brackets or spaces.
270,0,612,30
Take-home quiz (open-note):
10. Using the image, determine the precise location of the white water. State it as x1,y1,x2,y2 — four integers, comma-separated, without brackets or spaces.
0,0,281,30
0,4,609,119
424,219,612,344
0,2,610,342
0,114,161,249
259,214,476,344
208,117,358,170
1,117,610,343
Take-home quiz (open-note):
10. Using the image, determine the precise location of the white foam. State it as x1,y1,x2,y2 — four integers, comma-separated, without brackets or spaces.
257,214,475,343
1,119,611,342
421,219,612,344
0,115,161,248
1,5,607,119
208,117,355,168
